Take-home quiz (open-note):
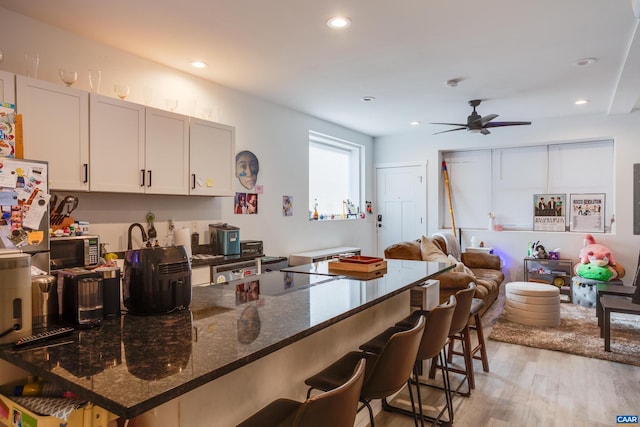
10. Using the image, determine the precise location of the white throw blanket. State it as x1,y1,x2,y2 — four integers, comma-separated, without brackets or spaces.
432,232,461,260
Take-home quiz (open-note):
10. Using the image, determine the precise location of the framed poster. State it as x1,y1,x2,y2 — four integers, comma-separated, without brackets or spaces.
569,193,605,233
533,193,566,231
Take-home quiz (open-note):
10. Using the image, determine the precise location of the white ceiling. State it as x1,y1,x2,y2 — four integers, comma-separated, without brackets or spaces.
1,0,639,137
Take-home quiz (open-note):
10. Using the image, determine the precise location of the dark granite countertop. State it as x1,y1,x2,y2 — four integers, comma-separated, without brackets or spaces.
0,259,449,419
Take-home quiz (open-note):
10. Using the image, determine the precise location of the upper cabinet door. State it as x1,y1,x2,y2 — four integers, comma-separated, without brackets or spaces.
189,118,235,196
89,94,146,193
145,108,189,195
0,70,15,104
16,76,89,191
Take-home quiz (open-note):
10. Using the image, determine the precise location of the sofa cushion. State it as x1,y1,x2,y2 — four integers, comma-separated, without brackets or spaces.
420,236,450,263
384,241,421,260
450,255,476,278
461,252,501,270
471,268,504,286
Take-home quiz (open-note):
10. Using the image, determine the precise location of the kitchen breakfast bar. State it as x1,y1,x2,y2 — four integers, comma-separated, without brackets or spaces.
0,260,451,426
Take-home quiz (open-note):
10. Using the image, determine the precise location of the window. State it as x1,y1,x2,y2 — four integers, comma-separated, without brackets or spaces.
441,140,614,231
309,131,363,220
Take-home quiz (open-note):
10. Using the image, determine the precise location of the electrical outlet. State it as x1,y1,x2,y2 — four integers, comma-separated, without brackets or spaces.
168,219,174,231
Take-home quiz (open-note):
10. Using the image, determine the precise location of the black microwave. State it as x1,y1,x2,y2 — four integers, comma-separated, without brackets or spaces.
50,235,100,271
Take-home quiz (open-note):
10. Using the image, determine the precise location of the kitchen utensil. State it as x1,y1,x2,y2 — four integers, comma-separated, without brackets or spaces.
49,194,58,212
52,195,78,226
51,197,67,225
31,274,58,328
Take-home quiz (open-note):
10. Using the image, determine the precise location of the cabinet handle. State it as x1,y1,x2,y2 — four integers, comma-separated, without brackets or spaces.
148,170,152,187
140,169,145,187
192,174,196,190
83,164,88,183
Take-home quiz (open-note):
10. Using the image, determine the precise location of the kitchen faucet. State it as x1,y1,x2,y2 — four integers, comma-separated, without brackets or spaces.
127,223,148,250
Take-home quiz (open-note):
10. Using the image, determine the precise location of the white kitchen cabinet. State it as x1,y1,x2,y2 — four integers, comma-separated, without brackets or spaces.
145,108,189,195
189,118,235,196
0,70,15,104
16,75,89,191
89,94,145,193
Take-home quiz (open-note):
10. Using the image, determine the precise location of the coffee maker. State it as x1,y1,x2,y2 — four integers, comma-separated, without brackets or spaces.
59,268,103,327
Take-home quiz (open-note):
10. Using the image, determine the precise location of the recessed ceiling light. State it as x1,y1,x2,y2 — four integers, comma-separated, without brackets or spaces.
410,121,421,126
191,61,208,69
575,99,590,105
327,16,351,29
361,96,375,102
574,57,597,67
445,79,461,87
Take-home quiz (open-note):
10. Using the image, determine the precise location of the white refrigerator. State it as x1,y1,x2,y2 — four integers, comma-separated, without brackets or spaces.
0,158,50,273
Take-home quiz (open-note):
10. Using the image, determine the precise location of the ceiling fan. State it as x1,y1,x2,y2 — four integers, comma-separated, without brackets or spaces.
431,99,532,135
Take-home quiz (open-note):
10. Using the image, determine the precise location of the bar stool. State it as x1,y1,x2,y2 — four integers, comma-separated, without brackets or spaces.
441,295,490,393
359,295,458,426
236,358,366,427
305,315,426,427
427,283,476,396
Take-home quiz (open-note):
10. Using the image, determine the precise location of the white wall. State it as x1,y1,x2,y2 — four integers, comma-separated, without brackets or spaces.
375,112,640,284
0,7,376,257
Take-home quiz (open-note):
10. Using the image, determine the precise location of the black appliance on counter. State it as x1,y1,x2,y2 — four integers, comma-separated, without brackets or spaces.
240,240,263,257
58,268,103,327
123,246,192,315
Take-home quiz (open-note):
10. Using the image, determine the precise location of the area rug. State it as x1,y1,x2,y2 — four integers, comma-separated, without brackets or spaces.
488,303,640,367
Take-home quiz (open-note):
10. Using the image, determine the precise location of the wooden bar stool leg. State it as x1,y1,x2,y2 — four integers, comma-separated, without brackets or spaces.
473,313,490,372
461,325,475,390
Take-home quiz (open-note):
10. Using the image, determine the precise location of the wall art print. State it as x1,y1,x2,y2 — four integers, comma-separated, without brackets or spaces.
533,193,566,231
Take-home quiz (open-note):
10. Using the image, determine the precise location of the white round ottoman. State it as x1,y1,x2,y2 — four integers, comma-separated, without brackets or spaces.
505,281,560,327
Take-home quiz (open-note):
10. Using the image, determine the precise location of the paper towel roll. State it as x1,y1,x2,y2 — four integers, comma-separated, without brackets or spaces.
175,228,192,259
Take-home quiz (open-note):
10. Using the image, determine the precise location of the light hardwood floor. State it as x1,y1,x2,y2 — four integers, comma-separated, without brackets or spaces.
373,292,640,427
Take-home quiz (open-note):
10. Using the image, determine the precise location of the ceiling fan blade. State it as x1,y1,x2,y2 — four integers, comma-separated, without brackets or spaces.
432,127,467,135
483,121,532,128
430,122,468,127
481,128,491,135
479,114,499,126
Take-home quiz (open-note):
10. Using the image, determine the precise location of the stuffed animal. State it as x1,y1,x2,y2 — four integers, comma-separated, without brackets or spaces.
531,244,548,259
579,234,616,266
574,234,625,281
576,263,614,281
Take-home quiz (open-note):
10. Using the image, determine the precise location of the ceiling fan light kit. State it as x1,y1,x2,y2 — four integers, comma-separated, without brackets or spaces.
431,99,532,135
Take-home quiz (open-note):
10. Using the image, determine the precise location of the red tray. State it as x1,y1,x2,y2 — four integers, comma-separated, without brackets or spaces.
337,255,384,264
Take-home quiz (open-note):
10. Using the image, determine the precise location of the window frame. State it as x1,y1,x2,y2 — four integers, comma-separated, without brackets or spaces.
309,131,364,220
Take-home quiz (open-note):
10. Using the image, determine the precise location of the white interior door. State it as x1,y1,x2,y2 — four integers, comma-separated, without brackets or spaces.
375,163,427,257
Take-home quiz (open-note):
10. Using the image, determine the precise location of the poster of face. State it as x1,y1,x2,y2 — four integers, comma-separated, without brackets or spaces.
234,192,258,215
234,192,247,214
247,193,258,214
533,193,566,231
235,150,259,190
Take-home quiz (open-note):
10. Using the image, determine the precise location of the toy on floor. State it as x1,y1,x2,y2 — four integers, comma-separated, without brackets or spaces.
574,234,625,281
